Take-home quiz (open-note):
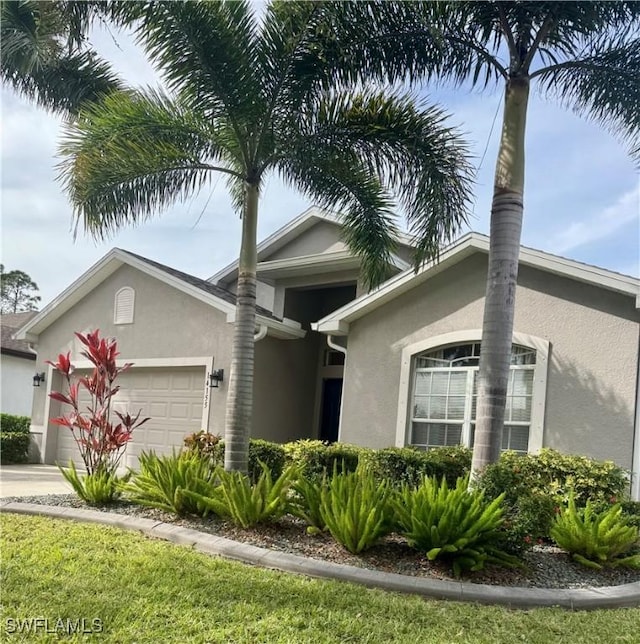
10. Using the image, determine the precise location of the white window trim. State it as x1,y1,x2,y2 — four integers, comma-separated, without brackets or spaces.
114,286,135,325
395,329,549,453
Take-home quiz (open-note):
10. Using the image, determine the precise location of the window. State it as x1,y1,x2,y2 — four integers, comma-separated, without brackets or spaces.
410,343,536,453
114,287,135,324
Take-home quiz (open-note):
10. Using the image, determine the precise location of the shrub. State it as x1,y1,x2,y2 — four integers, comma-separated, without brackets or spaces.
478,449,628,508
551,494,640,569
498,492,558,555
476,449,630,546
248,439,286,482
0,413,30,434
0,432,30,464
620,501,640,531
392,476,519,577
319,465,394,554
283,440,362,481
196,439,287,483
187,462,298,528
47,330,149,478
60,461,129,505
364,446,471,488
122,450,218,516
289,474,327,534
183,431,221,460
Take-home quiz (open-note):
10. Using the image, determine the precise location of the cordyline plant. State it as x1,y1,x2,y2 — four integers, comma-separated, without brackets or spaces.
47,330,149,476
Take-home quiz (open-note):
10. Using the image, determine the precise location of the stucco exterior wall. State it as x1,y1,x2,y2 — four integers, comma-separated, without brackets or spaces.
339,253,639,470
31,266,233,452
224,279,275,313
269,221,347,260
30,264,334,460
253,334,321,443
0,353,36,416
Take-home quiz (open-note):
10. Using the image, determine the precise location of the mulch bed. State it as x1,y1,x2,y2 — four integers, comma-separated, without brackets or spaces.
7,495,640,590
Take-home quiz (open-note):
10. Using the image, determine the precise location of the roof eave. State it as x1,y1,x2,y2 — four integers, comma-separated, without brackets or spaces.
14,249,126,341
310,319,350,336
1,347,37,360
15,249,242,342
209,206,333,285
226,310,307,339
209,205,414,286
313,231,640,334
313,233,481,333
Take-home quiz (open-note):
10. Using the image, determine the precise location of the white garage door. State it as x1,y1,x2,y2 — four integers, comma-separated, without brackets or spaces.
55,366,206,470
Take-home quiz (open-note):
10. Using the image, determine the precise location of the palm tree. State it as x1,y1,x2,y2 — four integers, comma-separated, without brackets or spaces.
1,0,122,115
56,1,473,473
324,0,639,473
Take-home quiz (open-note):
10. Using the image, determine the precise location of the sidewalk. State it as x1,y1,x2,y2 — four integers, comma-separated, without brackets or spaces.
0,464,71,498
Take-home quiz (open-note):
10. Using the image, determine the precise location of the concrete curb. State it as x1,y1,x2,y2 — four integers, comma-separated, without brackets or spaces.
2,501,639,610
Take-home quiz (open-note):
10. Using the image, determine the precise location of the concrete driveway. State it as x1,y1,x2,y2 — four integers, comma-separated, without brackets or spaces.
0,464,72,498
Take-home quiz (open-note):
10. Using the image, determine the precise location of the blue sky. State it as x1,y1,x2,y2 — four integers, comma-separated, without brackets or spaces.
1,17,638,307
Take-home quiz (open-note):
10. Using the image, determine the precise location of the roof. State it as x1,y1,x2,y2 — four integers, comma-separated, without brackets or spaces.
209,205,414,285
124,251,277,319
1,311,37,359
312,232,640,335
15,249,305,343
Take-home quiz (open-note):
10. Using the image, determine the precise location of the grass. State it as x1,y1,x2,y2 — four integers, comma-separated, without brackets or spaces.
1,514,639,643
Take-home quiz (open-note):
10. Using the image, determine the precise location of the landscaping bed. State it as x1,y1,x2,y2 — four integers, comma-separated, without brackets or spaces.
8,493,640,590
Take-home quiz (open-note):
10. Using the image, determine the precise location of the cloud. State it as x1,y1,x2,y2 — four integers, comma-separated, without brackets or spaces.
545,188,639,255
1,14,638,311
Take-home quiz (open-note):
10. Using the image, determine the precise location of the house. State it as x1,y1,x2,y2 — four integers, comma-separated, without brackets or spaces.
1,311,37,416
15,207,640,499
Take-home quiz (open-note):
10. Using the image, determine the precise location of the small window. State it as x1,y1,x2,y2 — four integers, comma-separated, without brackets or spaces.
114,287,135,324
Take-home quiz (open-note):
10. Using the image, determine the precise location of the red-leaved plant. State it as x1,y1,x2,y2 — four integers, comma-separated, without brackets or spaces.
48,330,149,477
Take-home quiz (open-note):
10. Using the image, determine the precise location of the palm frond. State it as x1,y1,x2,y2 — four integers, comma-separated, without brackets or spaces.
1,0,122,114
280,90,474,269
58,89,241,238
252,1,330,160
534,34,640,162
226,174,246,217
1,0,63,74
113,0,262,155
278,153,398,290
315,1,455,87
303,1,506,89
3,50,123,115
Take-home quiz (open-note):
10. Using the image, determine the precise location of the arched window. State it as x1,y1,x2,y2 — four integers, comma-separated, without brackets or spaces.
114,287,135,324
411,343,536,453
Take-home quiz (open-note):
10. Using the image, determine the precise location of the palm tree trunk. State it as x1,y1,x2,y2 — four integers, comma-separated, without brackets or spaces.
471,76,530,475
224,182,259,473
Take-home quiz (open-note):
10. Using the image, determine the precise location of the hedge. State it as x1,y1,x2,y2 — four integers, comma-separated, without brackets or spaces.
477,448,629,507
363,445,472,488
1,432,30,464
475,448,631,551
283,440,363,481
184,436,286,483
184,435,471,486
1,414,30,434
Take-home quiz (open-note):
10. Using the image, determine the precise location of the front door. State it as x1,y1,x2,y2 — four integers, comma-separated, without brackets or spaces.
319,378,343,443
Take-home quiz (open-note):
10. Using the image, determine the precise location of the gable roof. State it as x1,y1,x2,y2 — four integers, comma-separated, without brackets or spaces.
209,205,414,285
1,311,37,359
15,249,305,343
312,232,640,335
124,251,276,318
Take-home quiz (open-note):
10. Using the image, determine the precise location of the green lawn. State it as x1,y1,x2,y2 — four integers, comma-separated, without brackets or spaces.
1,514,638,643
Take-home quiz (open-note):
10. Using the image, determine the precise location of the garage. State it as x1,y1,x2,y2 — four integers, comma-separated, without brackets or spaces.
54,365,207,470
